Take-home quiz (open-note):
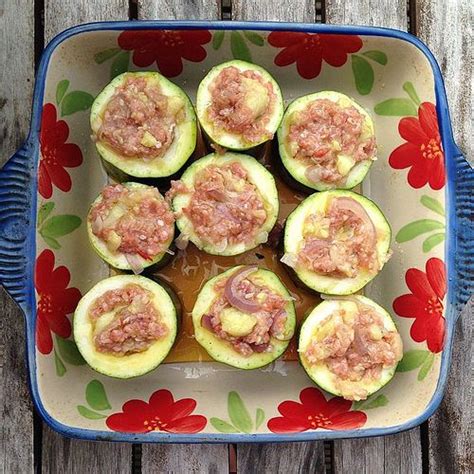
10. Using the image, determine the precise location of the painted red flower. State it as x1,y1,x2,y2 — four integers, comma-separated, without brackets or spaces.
267,387,367,433
106,389,207,434
393,257,446,353
35,249,82,354
39,103,83,199
389,102,445,190
268,32,363,79
118,29,212,77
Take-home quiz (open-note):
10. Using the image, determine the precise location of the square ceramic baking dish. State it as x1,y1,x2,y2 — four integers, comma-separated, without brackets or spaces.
0,20,472,443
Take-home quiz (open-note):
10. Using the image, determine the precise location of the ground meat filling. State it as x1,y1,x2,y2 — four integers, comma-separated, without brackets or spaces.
287,99,376,184
89,184,174,261
97,76,184,159
297,197,378,278
172,162,268,250
90,284,167,356
207,66,276,143
304,303,402,400
201,275,288,356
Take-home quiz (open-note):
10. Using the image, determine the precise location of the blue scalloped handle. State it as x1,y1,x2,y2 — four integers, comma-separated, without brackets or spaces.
0,141,36,313
453,151,473,314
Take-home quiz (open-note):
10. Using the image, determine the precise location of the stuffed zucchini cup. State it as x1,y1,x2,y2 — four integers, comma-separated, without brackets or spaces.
299,296,403,401
91,71,197,179
169,152,279,256
193,265,296,369
74,275,178,378
282,190,391,295
196,60,284,150
88,183,175,274
278,91,376,191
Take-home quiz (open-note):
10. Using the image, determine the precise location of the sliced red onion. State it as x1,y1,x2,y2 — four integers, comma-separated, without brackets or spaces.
280,252,298,269
91,215,104,234
175,233,190,250
200,314,214,331
270,310,293,341
224,265,261,313
332,197,376,245
125,253,145,275
305,165,322,184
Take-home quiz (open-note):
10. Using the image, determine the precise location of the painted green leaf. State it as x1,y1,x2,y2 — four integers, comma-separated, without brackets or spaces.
362,50,387,65
420,195,445,216
37,202,55,227
243,31,264,46
403,81,421,106
255,408,265,430
86,380,111,411
358,395,389,410
110,51,130,80
42,235,61,250
351,55,374,95
374,98,418,116
228,391,253,434
210,417,239,433
423,232,445,253
396,350,430,372
41,215,82,239
55,336,86,366
54,349,66,377
396,219,445,243
230,31,252,62
77,405,106,420
418,352,435,381
56,80,70,105
212,30,225,50
61,91,94,116
94,48,120,64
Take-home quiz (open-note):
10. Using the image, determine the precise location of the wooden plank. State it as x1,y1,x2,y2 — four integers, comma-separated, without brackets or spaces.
232,0,324,469
138,0,228,470
0,0,35,471
138,0,221,19
41,1,133,471
326,0,408,29
232,0,316,22
416,5,472,471
325,1,422,471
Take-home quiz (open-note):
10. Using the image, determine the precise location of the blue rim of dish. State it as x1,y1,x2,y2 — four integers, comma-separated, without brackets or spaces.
2,20,471,443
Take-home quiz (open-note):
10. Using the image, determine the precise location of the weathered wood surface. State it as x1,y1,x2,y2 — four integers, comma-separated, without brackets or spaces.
0,0,471,472
231,0,326,470
41,1,133,471
417,2,473,472
326,1,422,471
0,0,35,472
138,0,229,470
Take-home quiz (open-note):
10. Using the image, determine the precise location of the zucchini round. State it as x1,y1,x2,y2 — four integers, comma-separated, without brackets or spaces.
277,91,376,191
282,190,391,295
87,182,174,273
196,60,284,150
299,295,402,400
74,275,178,378
172,152,279,256
91,71,197,179
192,266,296,369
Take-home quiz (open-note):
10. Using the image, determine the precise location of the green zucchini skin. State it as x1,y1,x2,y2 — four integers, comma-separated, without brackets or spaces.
87,182,175,272
283,190,392,295
298,296,401,400
73,275,178,379
91,71,197,180
171,152,280,256
277,91,376,192
192,265,296,369
196,60,284,151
